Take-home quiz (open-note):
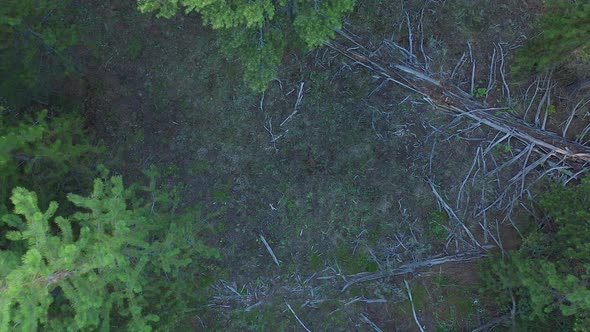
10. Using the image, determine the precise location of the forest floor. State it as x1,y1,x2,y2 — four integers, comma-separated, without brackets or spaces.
59,0,578,330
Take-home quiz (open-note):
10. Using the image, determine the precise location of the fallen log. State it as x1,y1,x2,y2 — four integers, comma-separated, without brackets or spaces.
340,251,487,292
326,38,590,166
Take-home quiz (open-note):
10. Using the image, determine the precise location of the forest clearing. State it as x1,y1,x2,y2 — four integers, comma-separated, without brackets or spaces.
1,0,590,330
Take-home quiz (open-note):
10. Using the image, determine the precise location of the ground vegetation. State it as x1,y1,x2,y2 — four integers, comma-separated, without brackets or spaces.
1,0,589,330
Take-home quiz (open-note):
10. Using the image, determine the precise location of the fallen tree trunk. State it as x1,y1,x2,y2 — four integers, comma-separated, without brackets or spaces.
326,38,590,166
340,251,487,292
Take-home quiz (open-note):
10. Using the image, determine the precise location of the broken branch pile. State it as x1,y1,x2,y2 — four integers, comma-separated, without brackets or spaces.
326,34,590,167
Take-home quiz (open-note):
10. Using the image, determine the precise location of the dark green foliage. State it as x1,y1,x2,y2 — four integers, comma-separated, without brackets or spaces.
513,0,590,74
0,170,219,331
137,0,356,91
0,0,79,108
0,104,219,329
481,180,590,330
127,37,145,59
0,106,101,217
427,210,448,241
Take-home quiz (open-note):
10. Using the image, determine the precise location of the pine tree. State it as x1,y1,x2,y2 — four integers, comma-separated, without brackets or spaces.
513,0,590,74
481,180,590,330
0,174,219,331
137,0,356,91
1,0,80,108
0,106,100,217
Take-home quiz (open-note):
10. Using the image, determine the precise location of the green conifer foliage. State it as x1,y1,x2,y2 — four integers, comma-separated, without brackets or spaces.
513,0,590,74
137,0,356,91
0,107,101,217
0,0,79,108
1,178,149,331
0,174,219,331
481,180,590,330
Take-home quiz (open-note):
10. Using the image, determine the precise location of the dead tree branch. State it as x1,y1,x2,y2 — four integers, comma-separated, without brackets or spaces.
340,251,487,292
404,280,426,332
326,37,590,167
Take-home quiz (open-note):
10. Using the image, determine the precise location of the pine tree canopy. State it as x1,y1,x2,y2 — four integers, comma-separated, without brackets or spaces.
0,174,218,331
137,0,356,91
481,180,590,330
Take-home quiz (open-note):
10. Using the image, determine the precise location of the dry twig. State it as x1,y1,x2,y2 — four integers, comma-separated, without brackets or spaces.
285,301,312,332
360,313,383,332
404,280,425,332
280,82,305,127
259,234,280,266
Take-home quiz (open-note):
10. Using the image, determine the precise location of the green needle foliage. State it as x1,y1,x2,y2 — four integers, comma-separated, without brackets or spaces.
0,106,101,217
1,178,155,331
137,0,356,91
481,180,590,330
513,0,590,74
0,0,80,108
0,172,220,331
